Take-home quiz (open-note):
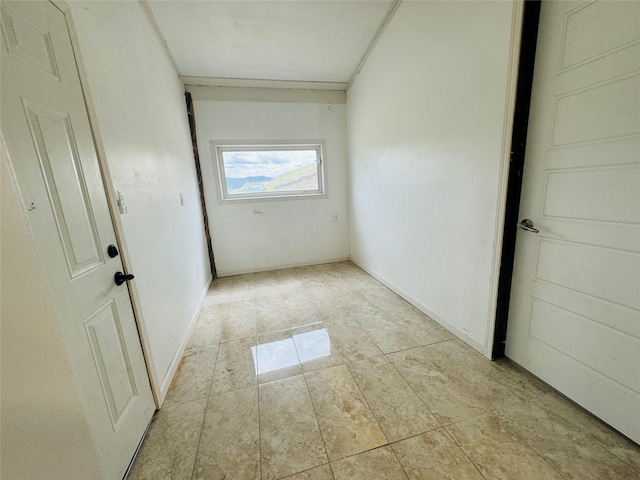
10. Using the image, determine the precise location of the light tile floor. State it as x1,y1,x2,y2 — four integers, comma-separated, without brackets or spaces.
128,262,640,480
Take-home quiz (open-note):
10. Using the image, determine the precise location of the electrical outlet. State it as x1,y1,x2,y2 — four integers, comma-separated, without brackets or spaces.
180,193,185,206
332,214,338,222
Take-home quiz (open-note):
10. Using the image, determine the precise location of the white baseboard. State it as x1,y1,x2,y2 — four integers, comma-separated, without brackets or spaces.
157,274,213,405
350,256,485,354
216,256,351,277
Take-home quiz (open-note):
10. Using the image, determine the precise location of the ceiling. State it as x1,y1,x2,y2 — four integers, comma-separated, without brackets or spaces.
145,1,395,85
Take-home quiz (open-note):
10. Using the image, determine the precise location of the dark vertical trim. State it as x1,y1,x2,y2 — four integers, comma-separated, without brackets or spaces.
185,92,217,279
492,0,541,359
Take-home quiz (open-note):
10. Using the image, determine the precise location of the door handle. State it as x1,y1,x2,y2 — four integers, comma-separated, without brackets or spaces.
114,271,135,286
518,219,539,233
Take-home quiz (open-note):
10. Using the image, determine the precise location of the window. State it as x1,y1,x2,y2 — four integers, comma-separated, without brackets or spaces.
213,142,326,201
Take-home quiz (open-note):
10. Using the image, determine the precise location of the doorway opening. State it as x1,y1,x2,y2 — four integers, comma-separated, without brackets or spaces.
492,0,541,359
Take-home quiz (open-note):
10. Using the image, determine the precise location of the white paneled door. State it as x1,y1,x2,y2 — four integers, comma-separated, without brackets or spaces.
506,0,640,443
1,2,155,478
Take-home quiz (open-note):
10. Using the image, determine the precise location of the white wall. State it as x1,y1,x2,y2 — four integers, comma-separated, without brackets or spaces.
347,1,520,353
68,2,211,401
192,98,350,276
1,147,102,480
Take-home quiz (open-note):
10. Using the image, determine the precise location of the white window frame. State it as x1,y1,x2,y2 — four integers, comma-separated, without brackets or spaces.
212,140,327,202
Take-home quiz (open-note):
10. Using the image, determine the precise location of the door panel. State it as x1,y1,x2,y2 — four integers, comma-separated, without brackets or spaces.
84,301,139,430
0,2,155,478
559,0,639,69
535,239,639,309
551,74,639,146
1,4,60,78
23,100,104,274
506,0,640,443
528,299,639,392
543,165,640,223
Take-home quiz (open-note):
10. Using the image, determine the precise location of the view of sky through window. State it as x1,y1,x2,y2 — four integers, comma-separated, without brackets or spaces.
221,148,320,195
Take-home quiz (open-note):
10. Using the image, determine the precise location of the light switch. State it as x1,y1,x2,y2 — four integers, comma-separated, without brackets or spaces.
117,190,128,214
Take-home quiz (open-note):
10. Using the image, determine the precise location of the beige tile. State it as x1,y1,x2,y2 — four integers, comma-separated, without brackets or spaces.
340,267,378,287
192,386,260,480
210,337,258,395
203,287,237,307
306,289,336,307
212,285,254,304
284,305,323,330
281,464,334,480
428,340,546,410
315,304,350,325
128,399,206,480
163,347,218,407
256,330,302,384
348,356,439,442
335,291,380,317
325,317,383,363
352,311,419,353
359,287,410,311
253,288,283,302
220,315,257,343
292,323,344,373
186,323,221,351
219,300,257,342
391,429,484,480
499,397,638,480
257,307,303,335
489,358,549,398
260,375,328,479
387,306,455,346
202,302,228,315
324,275,361,295
305,365,387,461
446,413,566,480
282,290,321,308
387,346,486,425
187,308,224,350
331,446,407,480
252,270,279,286
535,392,640,470
134,263,639,480
299,275,329,292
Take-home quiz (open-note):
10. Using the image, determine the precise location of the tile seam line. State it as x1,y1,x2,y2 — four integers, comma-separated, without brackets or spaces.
277,462,333,480
336,362,392,467
517,435,575,479
255,326,263,480
342,308,385,358
292,334,334,471
387,444,411,480
188,336,222,480
305,365,387,463
382,350,448,431
342,361,391,446
440,427,490,480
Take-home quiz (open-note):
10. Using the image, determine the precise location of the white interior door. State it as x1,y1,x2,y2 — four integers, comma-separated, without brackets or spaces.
1,2,155,478
505,0,640,443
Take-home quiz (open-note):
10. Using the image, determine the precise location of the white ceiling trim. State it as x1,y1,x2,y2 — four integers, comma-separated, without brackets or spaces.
182,76,348,91
138,1,182,87
347,0,403,91
185,85,346,104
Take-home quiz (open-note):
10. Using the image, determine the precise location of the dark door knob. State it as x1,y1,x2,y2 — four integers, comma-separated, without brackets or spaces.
517,218,539,233
114,271,135,286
